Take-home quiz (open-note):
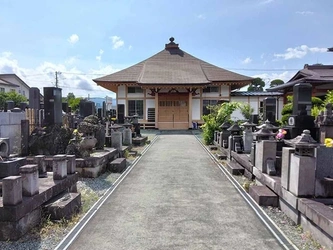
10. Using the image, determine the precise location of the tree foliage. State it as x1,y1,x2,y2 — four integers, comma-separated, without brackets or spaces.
201,102,240,144
62,92,83,112
247,77,265,92
0,91,27,110
270,79,284,88
239,103,254,120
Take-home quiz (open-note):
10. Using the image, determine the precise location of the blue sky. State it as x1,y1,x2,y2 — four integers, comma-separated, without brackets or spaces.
1,0,333,98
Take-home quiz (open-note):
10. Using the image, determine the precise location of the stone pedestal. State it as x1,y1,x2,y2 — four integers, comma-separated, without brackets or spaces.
111,131,122,153
281,147,295,190
123,128,132,146
315,146,333,179
228,135,233,159
53,155,68,180
20,164,39,196
255,140,276,174
67,155,76,174
289,153,316,196
35,155,47,178
2,176,22,206
243,130,253,153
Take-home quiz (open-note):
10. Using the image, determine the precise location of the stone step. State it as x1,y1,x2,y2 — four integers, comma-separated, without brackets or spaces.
110,158,127,173
44,192,81,220
226,160,245,175
249,185,278,207
216,152,227,160
209,145,218,151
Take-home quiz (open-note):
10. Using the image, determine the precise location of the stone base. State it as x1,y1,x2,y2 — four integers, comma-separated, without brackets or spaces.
132,136,148,146
110,158,127,173
249,185,278,207
216,152,227,160
0,207,41,241
0,157,26,178
315,178,333,197
279,197,299,224
244,168,255,180
209,145,218,151
44,192,81,220
75,149,118,178
226,161,244,175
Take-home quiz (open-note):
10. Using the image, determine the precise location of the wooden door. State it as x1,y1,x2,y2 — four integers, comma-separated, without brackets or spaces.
158,95,189,129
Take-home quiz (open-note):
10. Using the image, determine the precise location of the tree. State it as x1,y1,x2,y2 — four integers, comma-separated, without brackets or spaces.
270,79,284,88
247,77,265,92
239,103,254,120
0,91,27,110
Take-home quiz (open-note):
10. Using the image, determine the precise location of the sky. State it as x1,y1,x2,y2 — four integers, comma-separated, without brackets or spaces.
1,0,333,99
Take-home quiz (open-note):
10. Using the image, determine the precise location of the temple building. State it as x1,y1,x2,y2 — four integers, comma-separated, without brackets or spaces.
93,37,253,129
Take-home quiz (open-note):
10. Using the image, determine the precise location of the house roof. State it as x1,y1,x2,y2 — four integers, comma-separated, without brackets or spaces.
0,77,19,87
0,74,31,89
94,38,253,88
267,64,333,92
231,91,283,96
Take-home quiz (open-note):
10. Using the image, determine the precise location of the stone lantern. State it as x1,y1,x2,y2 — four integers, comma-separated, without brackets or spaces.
284,130,319,196
132,114,141,137
253,122,277,175
241,121,256,154
219,121,231,148
122,119,133,146
227,123,243,157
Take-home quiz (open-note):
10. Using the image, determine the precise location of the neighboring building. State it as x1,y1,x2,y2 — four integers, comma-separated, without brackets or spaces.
89,96,116,110
0,78,19,93
267,64,333,102
93,37,253,129
230,91,284,120
0,74,30,99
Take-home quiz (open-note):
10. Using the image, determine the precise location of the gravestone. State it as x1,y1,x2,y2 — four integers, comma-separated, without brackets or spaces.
79,100,95,118
263,97,276,123
5,100,14,112
43,87,62,126
285,83,318,140
315,146,333,179
20,102,28,111
29,87,41,110
62,102,69,113
319,103,333,143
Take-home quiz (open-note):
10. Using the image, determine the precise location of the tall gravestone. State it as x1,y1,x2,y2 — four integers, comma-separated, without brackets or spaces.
43,87,62,126
263,97,276,123
29,87,40,110
285,83,318,140
79,100,95,118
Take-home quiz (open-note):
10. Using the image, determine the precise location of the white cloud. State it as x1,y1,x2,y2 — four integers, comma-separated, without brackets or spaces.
65,56,77,65
197,14,206,20
296,11,314,15
274,45,327,60
96,49,104,61
0,52,118,98
68,34,79,44
241,57,252,64
260,53,265,59
128,45,133,50
110,36,124,49
2,51,12,58
260,0,274,4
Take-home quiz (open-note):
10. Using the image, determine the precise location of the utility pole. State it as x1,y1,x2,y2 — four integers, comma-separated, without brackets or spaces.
55,71,61,88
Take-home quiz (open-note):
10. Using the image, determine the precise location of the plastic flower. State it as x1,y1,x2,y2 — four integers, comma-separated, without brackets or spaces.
324,138,333,147
276,129,287,140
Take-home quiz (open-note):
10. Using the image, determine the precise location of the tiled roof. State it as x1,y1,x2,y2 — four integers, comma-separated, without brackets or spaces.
267,64,333,92
94,38,253,86
231,91,283,96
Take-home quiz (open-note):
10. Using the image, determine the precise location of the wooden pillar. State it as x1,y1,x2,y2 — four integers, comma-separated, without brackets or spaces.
155,92,159,129
188,92,192,128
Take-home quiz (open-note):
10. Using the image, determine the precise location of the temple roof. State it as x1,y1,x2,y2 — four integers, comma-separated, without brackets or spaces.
267,64,333,92
94,38,253,88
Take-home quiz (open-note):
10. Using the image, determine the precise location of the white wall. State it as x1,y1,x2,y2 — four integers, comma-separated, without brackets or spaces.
192,99,201,120
118,86,126,98
220,85,229,97
0,112,26,154
0,75,29,99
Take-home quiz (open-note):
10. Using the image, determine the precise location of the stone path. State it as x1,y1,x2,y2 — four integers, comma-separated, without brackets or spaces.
68,134,283,250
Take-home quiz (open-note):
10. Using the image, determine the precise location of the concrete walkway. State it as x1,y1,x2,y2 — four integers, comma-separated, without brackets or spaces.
68,135,282,250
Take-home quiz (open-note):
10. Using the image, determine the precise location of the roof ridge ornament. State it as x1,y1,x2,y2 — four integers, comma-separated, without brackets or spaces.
165,37,179,49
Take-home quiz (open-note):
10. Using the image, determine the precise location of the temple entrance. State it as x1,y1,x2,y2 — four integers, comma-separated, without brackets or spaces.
158,94,189,130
